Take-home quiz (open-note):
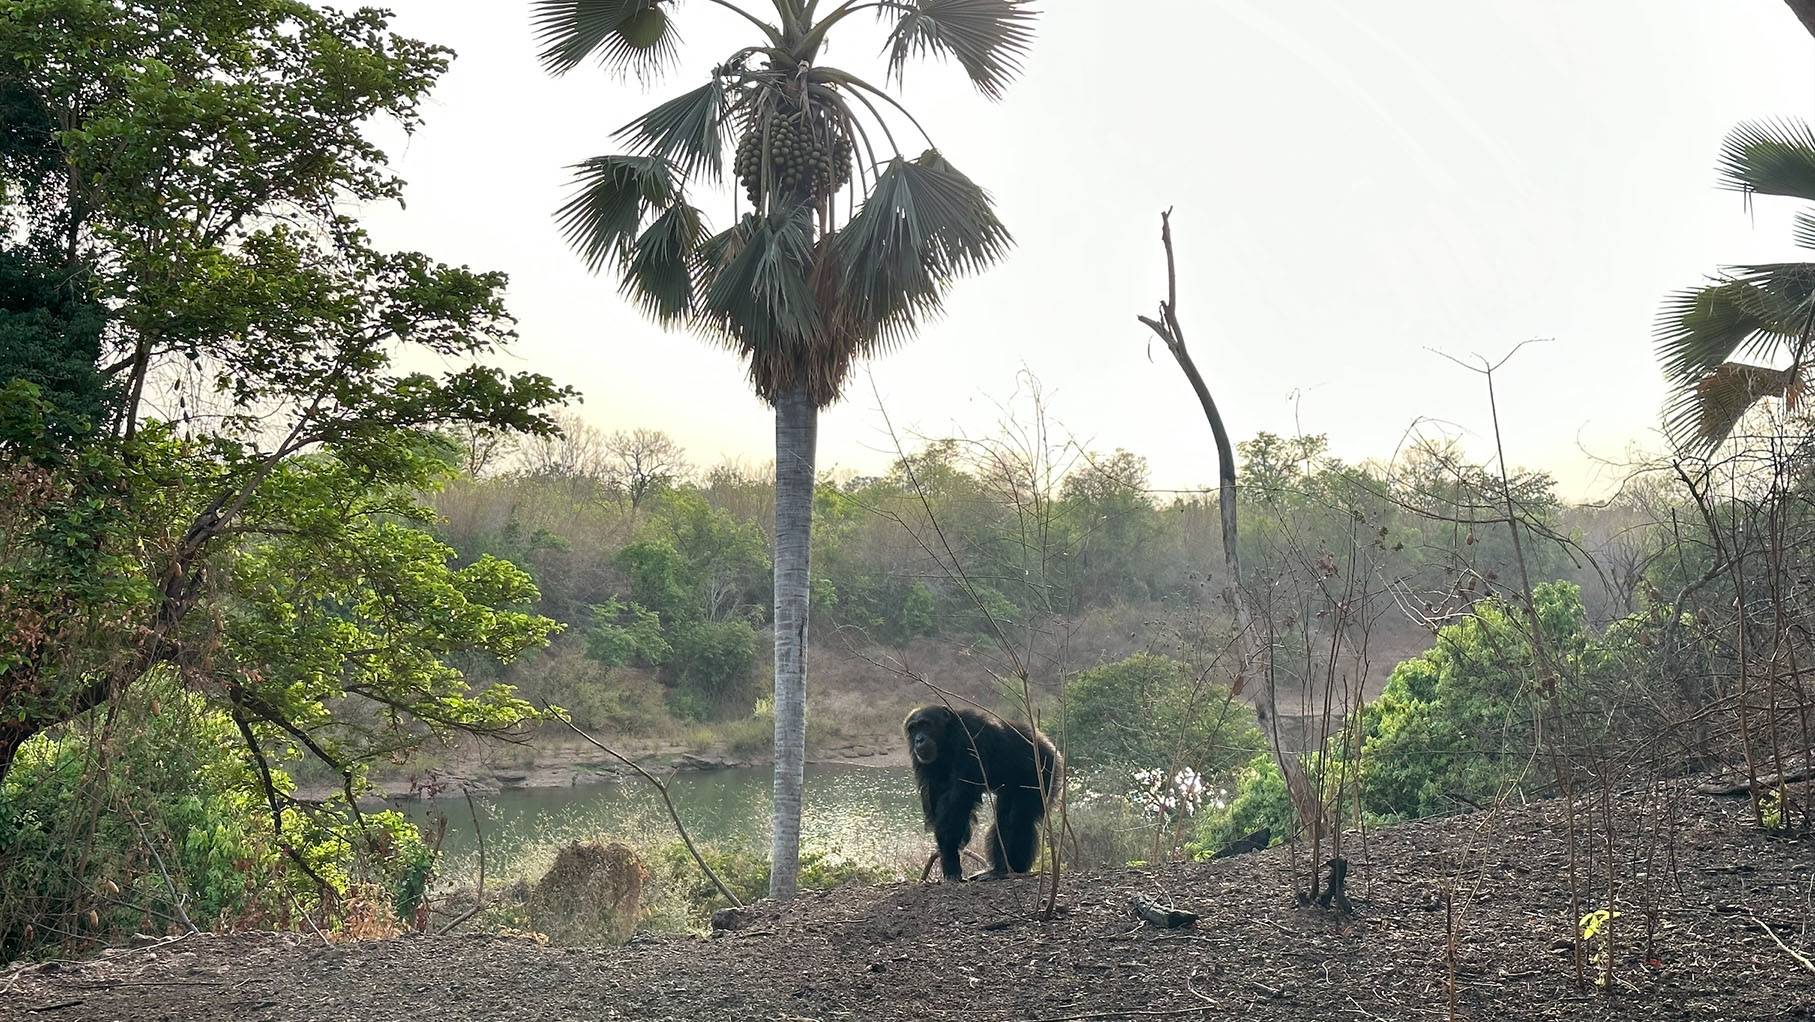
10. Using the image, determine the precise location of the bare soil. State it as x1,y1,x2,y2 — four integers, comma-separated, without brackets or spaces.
6,787,1812,1022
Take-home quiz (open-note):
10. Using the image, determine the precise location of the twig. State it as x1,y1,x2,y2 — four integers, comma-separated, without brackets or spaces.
437,787,488,935
1747,909,1815,974
546,703,743,908
125,810,198,935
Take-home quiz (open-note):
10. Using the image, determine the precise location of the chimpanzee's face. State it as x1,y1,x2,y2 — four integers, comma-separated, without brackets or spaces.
903,707,950,766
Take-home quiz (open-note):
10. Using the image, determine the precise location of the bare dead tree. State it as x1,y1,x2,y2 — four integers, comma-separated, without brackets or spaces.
605,428,689,509
1134,207,1319,831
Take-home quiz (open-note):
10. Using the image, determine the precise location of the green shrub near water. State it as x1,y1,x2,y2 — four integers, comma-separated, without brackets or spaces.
1186,581,1626,855
1065,653,1263,776
0,681,452,958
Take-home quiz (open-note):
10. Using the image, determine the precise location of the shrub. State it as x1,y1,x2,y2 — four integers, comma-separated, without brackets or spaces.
585,599,671,668
667,618,762,720
1360,581,1614,819
1065,653,1262,776
1188,752,1295,858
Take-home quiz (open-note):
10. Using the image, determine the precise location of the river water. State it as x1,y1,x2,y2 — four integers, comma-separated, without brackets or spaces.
411,762,1150,885
411,764,932,883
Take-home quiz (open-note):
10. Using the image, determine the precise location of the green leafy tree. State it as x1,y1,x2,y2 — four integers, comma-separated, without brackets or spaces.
586,598,674,667
668,617,763,720
1066,653,1261,777
1060,450,1161,605
532,0,1035,897
0,0,568,857
1657,120,1815,452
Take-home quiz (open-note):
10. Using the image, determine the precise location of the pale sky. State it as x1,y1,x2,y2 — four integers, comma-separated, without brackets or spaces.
359,1,1815,500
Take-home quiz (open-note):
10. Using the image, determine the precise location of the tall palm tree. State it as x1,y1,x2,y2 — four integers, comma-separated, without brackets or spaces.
531,0,1034,898
1658,119,1815,454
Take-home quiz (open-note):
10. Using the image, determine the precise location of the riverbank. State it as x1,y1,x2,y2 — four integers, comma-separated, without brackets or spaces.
296,728,908,803
11,785,1809,1021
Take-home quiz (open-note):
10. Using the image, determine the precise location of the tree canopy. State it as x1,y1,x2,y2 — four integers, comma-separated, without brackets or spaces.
0,0,571,940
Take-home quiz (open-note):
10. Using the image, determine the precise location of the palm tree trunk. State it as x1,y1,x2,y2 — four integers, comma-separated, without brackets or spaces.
769,384,817,900
1786,0,1815,39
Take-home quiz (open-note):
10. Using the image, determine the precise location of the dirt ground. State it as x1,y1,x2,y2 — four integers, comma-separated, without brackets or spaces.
5,787,1813,1022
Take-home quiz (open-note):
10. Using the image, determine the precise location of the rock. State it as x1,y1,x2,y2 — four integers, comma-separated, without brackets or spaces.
679,753,732,771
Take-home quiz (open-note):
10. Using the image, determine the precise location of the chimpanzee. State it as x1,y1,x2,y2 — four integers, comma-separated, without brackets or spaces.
903,704,1060,882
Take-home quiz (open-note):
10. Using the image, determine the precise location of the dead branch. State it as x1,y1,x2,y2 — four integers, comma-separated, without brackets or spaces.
1747,909,1815,975
547,704,742,908
1134,206,1317,835
436,787,487,936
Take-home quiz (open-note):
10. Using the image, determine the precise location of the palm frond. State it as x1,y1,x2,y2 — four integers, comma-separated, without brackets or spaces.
831,149,1012,344
531,0,678,79
1716,119,1815,201
614,80,728,179
696,208,824,377
1654,276,1806,388
556,155,680,272
622,202,706,323
1663,361,1802,453
1794,210,1815,250
882,0,1036,101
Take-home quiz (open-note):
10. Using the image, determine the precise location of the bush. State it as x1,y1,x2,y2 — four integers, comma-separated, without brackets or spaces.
1188,752,1295,858
0,690,289,957
1065,653,1262,776
509,642,670,733
668,618,762,720
0,681,445,956
1360,581,1614,819
585,599,671,668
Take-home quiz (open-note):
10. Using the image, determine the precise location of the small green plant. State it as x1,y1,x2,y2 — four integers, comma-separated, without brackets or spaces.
1580,908,1621,987
1761,788,1786,831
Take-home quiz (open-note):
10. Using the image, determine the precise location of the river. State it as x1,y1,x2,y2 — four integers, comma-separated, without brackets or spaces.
413,764,931,884
411,762,1150,885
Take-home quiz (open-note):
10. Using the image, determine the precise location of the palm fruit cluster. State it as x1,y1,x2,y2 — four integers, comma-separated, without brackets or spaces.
732,105,854,208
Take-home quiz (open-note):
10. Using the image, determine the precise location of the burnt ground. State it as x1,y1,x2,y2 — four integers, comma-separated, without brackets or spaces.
4,788,1813,1022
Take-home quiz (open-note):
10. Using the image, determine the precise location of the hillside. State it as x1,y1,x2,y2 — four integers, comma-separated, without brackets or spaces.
7,787,1810,1022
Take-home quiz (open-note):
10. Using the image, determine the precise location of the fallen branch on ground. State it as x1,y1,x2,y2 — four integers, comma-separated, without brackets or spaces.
1747,909,1815,975
1129,895,1198,929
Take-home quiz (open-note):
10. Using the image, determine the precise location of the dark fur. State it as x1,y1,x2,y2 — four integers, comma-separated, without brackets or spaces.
903,705,1060,881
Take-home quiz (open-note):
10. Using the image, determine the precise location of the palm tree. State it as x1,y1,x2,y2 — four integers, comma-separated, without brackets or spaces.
531,0,1034,898
1658,119,1815,454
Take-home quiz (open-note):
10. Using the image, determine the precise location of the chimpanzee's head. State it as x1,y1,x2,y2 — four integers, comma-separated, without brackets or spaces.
903,705,956,767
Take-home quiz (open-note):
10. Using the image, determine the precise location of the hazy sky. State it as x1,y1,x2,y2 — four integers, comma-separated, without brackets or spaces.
359,1,1815,499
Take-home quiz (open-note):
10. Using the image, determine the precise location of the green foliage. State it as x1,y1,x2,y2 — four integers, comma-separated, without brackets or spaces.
616,538,693,623
1655,119,1815,451
1065,654,1262,776
1188,752,1295,857
0,681,430,953
586,598,672,668
651,842,768,916
645,841,895,926
667,618,762,720
0,249,106,449
1361,582,1615,819
0,0,575,953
